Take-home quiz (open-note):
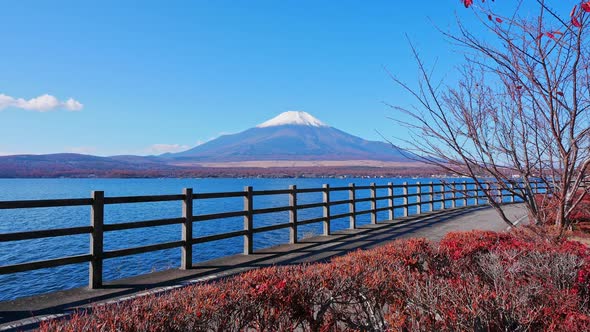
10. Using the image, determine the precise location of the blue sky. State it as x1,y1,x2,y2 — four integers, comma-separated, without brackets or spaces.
0,0,553,156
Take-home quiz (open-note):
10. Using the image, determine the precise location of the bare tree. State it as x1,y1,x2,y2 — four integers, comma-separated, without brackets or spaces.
389,0,589,233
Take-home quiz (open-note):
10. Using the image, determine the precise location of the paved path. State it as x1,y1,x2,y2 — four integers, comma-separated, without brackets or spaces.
0,204,526,331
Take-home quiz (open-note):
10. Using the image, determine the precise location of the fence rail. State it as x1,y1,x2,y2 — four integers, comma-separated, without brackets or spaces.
0,180,547,289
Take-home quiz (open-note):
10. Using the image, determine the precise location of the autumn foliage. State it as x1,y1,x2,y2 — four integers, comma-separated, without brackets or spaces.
464,0,590,30
535,191,590,225
39,229,590,331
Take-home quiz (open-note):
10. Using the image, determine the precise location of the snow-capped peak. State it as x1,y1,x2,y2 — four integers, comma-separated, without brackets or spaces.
256,111,328,128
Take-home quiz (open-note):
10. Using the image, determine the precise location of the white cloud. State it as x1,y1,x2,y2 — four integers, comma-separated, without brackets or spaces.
0,93,84,112
143,133,235,156
147,144,190,154
0,94,14,110
15,94,60,111
62,98,84,111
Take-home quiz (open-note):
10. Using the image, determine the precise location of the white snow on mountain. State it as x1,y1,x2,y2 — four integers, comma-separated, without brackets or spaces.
256,111,328,128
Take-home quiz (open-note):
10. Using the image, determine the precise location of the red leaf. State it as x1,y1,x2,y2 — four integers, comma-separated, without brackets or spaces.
557,91,564,96
571,5,578,17
488,14,492,21
463,0,473,8
583,2,590,12
516,86,523,90
573,16,582,28
277,279,287,290
495,17,503,23
546,32,555,39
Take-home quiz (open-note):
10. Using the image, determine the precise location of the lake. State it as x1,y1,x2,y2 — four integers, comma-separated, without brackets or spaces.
0,177,462,301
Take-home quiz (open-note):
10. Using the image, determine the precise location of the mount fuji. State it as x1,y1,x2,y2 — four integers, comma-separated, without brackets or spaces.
165,111,414,164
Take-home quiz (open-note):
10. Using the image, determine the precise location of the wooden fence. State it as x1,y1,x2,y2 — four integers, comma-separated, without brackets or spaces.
0,180,545,289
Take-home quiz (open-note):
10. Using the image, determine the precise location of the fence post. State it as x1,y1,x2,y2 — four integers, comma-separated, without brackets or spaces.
323,184,331,235
510,183,515,203
475,183,480,205
416,182,422,214
90,191,104,289
243,186,253,255
429,182,434,212
441,183,446,210
181,188,193,270
403,182,409,217
451,181,457,208
370,183,377,224
289,185,297,244
349,183,356,229
463,181,468,207
388,182,394,220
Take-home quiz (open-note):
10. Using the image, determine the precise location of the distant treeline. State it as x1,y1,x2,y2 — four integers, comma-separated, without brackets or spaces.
0,165,446,178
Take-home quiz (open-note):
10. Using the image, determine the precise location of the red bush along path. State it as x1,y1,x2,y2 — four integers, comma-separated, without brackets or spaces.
38,228,590,331
535,191,590,226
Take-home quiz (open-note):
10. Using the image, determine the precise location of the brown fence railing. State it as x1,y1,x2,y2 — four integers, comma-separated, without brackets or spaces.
0,180,547,289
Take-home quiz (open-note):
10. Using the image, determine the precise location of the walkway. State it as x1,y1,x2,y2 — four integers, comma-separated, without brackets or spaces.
0,204,526,331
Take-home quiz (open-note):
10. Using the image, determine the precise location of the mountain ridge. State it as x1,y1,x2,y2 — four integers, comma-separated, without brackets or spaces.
166,111,414,162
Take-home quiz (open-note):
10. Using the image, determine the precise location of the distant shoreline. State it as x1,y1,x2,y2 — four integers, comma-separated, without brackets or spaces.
0,165,450,179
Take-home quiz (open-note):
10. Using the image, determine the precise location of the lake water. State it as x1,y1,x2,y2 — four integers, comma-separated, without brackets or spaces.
0,177,471,301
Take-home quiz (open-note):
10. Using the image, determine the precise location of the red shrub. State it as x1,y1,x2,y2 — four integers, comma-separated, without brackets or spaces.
438,230,533,263
535,190,590,225
571,191,590,222
39,229,590,332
